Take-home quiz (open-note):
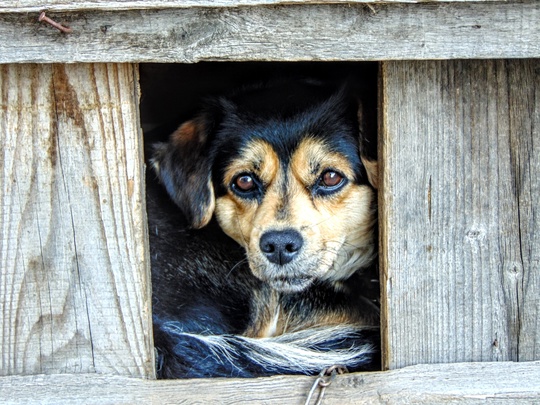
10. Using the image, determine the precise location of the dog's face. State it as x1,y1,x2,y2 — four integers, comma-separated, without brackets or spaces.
153,80,377,293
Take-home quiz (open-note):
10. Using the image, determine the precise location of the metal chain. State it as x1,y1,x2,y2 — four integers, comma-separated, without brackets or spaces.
304,365,348,405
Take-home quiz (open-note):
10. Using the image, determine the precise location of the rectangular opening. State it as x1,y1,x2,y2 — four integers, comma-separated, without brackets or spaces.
139,62,380,378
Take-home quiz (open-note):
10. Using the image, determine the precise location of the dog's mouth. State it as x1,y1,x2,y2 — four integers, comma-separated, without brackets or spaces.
268,275,315,293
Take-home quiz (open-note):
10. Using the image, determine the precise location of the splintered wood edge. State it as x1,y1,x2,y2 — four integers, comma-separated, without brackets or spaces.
0,0,516,13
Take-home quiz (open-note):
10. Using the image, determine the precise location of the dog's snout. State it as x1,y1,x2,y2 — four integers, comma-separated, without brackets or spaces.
259,229,303,265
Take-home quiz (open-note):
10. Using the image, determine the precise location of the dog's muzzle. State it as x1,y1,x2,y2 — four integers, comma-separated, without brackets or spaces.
258,229,315,292
259,229,303,265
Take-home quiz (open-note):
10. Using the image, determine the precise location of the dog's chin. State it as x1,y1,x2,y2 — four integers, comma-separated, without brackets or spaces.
267,276,315,294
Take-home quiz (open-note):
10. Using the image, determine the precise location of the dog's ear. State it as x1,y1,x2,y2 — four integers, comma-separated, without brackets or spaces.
152,118,215,229
361,156,378,190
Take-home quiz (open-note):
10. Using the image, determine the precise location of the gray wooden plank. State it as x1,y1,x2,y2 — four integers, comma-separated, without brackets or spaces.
0,63,153,377
506,61,540,362
380,60,540,369
0,0,513,13
0,2,538,63
1,361,539,404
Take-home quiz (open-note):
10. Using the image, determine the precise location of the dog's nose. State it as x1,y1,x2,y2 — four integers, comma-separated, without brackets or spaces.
259,229,303,265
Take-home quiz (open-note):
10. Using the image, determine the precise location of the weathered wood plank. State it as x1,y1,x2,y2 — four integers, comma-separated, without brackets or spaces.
1,361,539,404
506,61,540,362
0,2,538,63
0,63,153,377
380,60,540,369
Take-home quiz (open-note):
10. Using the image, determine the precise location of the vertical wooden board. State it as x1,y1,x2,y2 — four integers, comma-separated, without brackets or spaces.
380,60,540,369
506,61,540,361
0,63,153,377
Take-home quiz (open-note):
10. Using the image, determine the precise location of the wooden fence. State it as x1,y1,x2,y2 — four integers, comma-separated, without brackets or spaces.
1,1,539,403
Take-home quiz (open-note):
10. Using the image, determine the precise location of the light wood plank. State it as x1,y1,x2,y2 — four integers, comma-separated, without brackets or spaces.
380,60,540,369
0,63,153,377
1,361,539,404
0,2,538,63
0,0,514,13
506,61,540,362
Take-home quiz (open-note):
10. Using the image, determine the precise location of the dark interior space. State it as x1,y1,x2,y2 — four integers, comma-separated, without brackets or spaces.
139,62,378,158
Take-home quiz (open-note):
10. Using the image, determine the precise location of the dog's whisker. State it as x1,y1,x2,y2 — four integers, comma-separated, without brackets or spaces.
299,215,336,231
226,257,250,277
234,212,250,247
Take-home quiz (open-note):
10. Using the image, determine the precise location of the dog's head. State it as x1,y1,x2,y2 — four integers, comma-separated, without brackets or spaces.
153,80,377,293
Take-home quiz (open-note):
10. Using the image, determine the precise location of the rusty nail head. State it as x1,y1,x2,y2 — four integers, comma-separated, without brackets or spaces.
38,11,73,33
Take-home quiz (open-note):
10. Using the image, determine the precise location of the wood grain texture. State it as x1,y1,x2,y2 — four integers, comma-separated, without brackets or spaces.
380,60,540,370
1,361,539,404
0,63,153,377
0,2,538,63
0,0,511,13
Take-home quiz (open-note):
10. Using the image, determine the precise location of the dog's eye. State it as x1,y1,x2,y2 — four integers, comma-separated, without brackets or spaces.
235,174,255,191
321,171,343,188
314,170,347,196
231,173,261,199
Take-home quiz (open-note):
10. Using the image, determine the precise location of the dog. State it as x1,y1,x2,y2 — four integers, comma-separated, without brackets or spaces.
148,77,380,378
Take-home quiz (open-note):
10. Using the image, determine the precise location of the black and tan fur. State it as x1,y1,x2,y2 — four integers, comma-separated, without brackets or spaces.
149,78,379,378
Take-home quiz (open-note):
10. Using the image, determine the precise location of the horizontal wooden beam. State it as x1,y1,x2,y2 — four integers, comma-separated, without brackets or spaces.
0,2,538,63
0,0,513,14
1,361,540,404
